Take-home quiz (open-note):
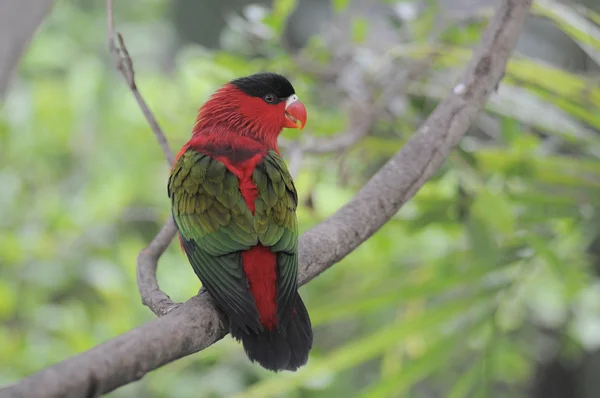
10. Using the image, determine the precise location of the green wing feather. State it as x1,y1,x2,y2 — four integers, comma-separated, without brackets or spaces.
253,150,299,329
168,149,262,333
169,148,299,332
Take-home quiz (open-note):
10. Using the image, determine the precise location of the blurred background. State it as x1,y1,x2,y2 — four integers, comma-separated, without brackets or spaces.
1,0,600,397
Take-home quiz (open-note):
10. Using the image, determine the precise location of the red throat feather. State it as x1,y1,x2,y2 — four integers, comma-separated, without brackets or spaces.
191,84,289,152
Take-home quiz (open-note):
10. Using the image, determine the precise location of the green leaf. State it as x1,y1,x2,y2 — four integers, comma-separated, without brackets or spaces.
352,17,369,43
466,217,499,267
587,7,600,26
471,188,515,235
333,0,350,12
263,0,297,33
447,364,482,398
0,280,17,320
533,0,600,66
359,333,463,397
475,150,600,189
310,260,513,326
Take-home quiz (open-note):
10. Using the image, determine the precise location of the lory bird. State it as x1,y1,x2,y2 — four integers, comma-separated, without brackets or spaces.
167,73,312,371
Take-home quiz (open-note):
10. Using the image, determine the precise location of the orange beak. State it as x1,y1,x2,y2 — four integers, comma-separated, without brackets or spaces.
283,95,307,130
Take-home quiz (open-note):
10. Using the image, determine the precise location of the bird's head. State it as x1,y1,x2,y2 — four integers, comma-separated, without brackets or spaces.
193,72,307,150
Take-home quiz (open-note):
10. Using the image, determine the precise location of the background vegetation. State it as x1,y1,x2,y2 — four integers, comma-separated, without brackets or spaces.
1,0,600,397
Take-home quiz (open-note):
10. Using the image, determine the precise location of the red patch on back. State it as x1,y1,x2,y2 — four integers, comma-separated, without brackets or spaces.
215,153,262,214
242,245,278,330
222,153,277,329
187,134,265,214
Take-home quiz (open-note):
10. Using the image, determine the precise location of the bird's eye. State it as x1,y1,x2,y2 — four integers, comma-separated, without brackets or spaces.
263,94,276,103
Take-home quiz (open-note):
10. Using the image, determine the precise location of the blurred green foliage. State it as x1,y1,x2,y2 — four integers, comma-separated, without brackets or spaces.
1,0,600,397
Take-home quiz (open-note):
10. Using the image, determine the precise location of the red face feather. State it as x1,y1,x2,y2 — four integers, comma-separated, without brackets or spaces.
191,78,307,152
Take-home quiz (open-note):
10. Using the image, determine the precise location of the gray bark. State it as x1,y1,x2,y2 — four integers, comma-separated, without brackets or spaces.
0,0,55,100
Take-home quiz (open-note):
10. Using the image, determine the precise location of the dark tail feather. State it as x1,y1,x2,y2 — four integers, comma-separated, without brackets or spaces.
284,293,313,370
230,293,313,372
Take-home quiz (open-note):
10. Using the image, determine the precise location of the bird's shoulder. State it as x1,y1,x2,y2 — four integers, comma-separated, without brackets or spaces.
186,132,268,166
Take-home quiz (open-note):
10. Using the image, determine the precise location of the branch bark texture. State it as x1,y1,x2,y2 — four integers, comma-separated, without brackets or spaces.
1,0,532,396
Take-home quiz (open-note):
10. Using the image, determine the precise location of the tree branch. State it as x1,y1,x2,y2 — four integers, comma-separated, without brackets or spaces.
0,0,532,397
0,0,55,100
136,218,180,316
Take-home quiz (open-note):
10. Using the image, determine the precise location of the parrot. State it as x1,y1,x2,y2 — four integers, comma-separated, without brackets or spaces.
167,72,312,372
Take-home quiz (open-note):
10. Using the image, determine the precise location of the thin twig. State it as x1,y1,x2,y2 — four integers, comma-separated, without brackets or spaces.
136,217,180,316
106,0,178,314
283,52,436,156
106,0,174,166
